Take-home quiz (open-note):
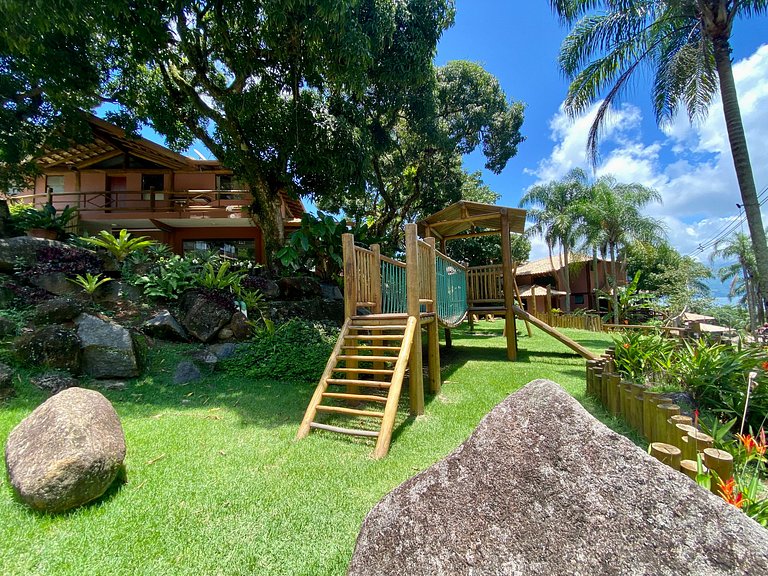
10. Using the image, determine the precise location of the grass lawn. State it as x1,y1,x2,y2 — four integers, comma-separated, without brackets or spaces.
1,321,624,575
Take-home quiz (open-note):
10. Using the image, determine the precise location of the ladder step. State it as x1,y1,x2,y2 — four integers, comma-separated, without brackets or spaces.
322,392,388,403
344,335,405,341
315,405,385,418
337,355,398,362
310,422,379,438
341,345,401,352
333,367,395,375
326,378,392,388
349,325,407,331
351,313,407,320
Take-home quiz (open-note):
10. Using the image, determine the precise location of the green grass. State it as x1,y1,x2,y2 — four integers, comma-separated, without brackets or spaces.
0,321,627,575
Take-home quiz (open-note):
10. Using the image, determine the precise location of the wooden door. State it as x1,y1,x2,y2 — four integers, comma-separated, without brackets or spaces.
106,176,126,210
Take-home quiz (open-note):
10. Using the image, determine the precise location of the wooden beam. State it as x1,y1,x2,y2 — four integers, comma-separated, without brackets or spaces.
501,209,517,361
405,223,424,415
443,230,501,242
425,237,441,394
428,213,500,229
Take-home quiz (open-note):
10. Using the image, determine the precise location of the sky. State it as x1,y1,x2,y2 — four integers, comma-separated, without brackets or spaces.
435,2,768,272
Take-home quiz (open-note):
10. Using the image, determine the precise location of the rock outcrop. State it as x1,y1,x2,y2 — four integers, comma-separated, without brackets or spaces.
142,310,189,341
4,387,126,513
178,290,234,342
75,314,138,378
0,236,60,273
14,325,81,372
348,379,768,576
31,297,84,326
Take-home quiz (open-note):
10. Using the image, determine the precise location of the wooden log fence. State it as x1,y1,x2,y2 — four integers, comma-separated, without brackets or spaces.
585,352,722,484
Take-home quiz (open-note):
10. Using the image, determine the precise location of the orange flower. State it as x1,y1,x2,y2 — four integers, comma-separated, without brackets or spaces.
718,477,744,509
762,360,768,371
737,433,757,454
622,342,630,349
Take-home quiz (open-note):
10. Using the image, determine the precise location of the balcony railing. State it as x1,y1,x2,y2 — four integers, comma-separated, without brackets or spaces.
6,189,252,217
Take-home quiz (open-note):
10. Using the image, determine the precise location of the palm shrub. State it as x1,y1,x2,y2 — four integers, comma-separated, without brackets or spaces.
195,261,246,292
612,330,677,386
81,229,155,263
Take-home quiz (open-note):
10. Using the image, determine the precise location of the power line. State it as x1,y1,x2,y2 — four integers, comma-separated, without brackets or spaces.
686,185,768,259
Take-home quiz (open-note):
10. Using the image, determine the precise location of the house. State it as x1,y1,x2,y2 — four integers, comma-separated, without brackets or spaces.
14,114,304,263
515,253,622,312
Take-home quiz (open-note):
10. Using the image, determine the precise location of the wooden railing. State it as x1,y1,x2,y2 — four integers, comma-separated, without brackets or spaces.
7,189,251,216
532,311,603,332
467,264,503,304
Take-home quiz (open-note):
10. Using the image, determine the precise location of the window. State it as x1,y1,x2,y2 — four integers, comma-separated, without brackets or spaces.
45,175,65,194
216,175,243,199
142,174,165,201
574,294,585,305
183,239,256,261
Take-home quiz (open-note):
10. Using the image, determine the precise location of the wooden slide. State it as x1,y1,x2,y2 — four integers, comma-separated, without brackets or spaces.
510,304,598,360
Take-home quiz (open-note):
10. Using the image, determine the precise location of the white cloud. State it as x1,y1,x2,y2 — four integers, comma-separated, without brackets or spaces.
527,44,768,263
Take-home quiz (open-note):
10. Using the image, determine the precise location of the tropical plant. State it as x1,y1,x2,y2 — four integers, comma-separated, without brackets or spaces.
67,272,112,299
520,168,589,312
612,329,677,385
675,340,768,429
597,271,655,324
80,229,155,263
195,261,246,292
13,203,78,237
549,0,768,321
275,212,382,284
133,255,194,300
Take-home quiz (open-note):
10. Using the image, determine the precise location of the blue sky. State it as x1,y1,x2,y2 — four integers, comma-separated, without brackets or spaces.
436,2,768,269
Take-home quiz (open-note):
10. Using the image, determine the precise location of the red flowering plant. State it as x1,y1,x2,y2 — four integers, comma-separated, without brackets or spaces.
611,331,677,386
715,428,768,527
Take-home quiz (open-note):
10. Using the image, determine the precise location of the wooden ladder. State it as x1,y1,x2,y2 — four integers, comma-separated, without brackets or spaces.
296,314,417,459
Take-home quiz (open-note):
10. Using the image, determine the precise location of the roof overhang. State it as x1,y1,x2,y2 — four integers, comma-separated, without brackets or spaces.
417,201,526,241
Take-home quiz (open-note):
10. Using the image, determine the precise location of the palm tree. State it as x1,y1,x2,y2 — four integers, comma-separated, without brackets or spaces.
711,232,762,329
576,176,665,323
520,168,589,312
549,1,768,316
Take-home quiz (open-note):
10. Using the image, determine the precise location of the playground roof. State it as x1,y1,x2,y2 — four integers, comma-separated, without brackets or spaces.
417,201,526,242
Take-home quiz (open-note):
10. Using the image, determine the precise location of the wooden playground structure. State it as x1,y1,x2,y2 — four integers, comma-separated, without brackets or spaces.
296,201,598,458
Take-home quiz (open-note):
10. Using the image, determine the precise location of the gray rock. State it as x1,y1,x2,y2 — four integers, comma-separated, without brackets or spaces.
29,272,79,297
0,361,13,391
0,236,61,273
31,372,79,394
348,379,768,576
142,310,189,342
208,343,237,360
227,311,253,341
320,281,343,300
96,379,127,391
191,349,219,370
178,291,234,343
0,315,17,338
278,276,322,300
75,314,138,378
93,280,141,303
31,297,84,326
217,328,234,340
14,326,81,372
4,387,126,513
173,360,201,385
244,276,280,299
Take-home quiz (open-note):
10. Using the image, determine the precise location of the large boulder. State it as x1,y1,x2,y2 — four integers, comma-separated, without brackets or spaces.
278,276,322,300
348,379,768,576
4,387,126,513
142,310,189,341
75,314,138,378
14,326,81,372
178,290,234,343
29,272,79,297
31,297,84,326
31,371,79,394
0,236,61,273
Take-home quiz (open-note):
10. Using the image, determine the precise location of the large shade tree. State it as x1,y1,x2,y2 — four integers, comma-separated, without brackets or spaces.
549,1,768,312
2,0,457,253
318,60,525,250
711,231,762,328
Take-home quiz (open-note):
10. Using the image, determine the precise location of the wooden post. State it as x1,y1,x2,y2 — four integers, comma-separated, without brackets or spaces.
656,403,679,444
668,414,692,446
342,233,357,320
425,237,441,394
371,244,382,314
512,264,532,338
592,365,604,406
405,224,424,415
341,233,359,393
680,459,707,480
703,448,734,492
650,442,681,470
444,328,452,349
500,209,517,361
642,390,663,441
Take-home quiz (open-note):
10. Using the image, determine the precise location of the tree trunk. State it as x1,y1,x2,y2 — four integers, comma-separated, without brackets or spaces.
610,243,619,324
592,247,599,309
743,266,756,332
246,176,283,264
712,38,768,312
